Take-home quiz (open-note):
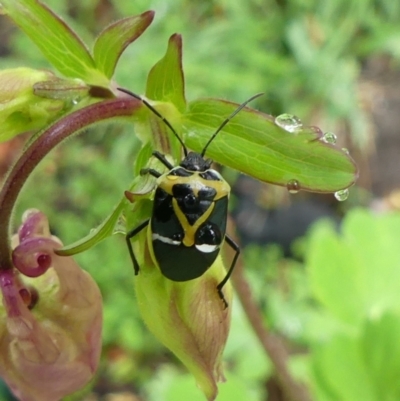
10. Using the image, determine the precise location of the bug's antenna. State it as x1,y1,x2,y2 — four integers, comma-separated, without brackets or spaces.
117,87,188,157
201,92,264,157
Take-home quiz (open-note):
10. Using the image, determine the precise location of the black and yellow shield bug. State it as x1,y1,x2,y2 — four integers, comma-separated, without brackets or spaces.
118,88,262,307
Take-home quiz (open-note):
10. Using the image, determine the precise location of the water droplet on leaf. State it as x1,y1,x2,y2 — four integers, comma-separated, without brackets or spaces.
287,179,300,194
322,132,337,144
334,188,349,201
275,114,302,133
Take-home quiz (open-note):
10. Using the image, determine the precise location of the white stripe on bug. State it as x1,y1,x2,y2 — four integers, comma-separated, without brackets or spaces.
152,233,181,246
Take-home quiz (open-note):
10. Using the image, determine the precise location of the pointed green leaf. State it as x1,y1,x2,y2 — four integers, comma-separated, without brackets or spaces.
93,11,154,79
146,34,186,113
57,196,128,256
183,98,357,192
1,0,108,86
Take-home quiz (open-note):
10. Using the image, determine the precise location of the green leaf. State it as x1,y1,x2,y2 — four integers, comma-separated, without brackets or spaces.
311,332,377,401
306,221,364,325
93,11,155,79
2,0,108,86
146,34,186,113
310,311,400,401
341,210,400,310
362,311,400,399
57,196,128,256
307,209,400,325
183,98,357,192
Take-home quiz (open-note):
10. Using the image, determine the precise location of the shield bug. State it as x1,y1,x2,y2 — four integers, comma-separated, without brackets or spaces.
119,88,262,307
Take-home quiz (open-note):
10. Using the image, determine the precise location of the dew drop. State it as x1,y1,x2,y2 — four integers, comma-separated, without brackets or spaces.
287,179,300,194
275,114,302,133
334,188,349,201
322,132,337,144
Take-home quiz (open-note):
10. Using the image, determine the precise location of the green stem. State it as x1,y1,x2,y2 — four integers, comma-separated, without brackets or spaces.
0,97,140,270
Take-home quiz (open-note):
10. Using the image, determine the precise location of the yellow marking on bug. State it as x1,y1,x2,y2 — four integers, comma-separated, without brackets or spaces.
159,171,230,201
171,198,215,247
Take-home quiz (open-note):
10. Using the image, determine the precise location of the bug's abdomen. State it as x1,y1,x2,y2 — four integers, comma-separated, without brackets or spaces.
152,241,220,281
151,187,229,282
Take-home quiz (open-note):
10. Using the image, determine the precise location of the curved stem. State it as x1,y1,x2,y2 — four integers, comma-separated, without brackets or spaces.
227,219,312,401
0,98,140,269
232,263,312,401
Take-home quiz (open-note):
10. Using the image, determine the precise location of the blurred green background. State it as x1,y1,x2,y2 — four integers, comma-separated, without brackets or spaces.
1,0,400,400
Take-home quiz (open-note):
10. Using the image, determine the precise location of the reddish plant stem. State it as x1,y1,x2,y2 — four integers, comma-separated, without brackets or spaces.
232,263,312,401
0,98,140,270
227,220,312,401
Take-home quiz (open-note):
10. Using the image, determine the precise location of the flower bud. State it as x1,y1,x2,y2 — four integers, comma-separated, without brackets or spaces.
134,237,232,401
0,209,102,401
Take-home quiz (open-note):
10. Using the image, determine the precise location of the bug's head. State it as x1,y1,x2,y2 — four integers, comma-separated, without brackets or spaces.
179,151,212,172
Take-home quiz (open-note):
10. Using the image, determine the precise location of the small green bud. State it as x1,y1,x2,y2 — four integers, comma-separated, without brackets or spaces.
33,77,89,102
0,67,89,142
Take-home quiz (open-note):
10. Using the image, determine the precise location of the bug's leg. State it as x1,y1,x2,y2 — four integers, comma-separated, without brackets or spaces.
140,151,173,177
140,168,162,178
152,151,174,169
126,220,150,275
217,235,240,308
